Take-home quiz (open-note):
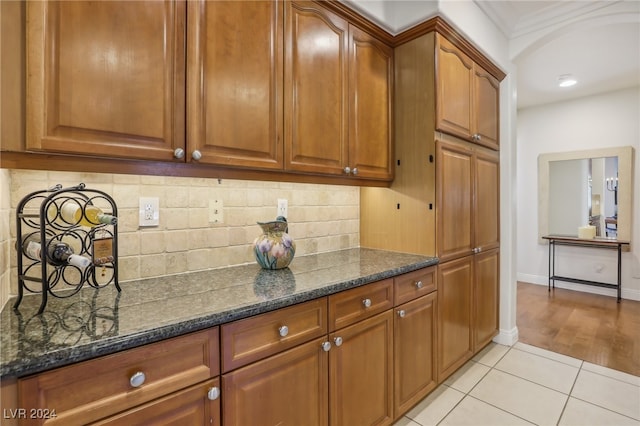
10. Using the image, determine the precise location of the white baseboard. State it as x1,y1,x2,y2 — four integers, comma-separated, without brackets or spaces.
493,327,519,346
516,273,640,301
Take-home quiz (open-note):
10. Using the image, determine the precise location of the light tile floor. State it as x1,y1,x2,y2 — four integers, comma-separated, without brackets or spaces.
394,342,640,426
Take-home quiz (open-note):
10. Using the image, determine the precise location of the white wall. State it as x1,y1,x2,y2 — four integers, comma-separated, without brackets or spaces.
517,87,640,300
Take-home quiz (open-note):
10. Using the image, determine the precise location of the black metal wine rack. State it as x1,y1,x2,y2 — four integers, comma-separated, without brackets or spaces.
15,183,121,314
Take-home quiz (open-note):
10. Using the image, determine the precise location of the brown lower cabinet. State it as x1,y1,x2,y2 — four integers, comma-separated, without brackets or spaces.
222,337,329,426
394,292,438,415
17,328,220,425
329,310,394,426
93,378,221,426
437,256,474,380
437,249,500,381
13,265,500,425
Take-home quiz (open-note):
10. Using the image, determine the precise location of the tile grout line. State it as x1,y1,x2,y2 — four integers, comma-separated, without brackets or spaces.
571,360,640,422
579,365,640,387
555,359,584,425
464,394,537,426
511,344,584,369
434,345,520,425
568,394,640,423
472,345,573,425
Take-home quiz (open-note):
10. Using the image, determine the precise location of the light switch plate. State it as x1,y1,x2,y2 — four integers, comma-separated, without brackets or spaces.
139,197,159,227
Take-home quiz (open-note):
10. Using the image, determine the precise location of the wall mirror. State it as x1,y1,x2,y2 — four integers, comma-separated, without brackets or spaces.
538,146,635,243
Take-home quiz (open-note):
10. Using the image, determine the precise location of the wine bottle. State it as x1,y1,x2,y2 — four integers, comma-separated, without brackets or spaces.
18,234,91,269
61,203,117,227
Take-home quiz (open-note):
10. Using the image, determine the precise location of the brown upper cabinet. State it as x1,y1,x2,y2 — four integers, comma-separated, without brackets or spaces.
24,0,393,181
187,0,284,169
26,1,186,161
285,1,393,180
436,34,500,150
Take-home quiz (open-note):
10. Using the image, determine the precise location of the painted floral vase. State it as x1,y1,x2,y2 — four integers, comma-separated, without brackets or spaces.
253,216,296,270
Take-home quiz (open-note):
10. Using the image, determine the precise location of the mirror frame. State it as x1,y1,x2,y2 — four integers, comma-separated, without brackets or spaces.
538,146,635,243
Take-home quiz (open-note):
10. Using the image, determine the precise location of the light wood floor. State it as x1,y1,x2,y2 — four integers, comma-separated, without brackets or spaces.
517,281,640,376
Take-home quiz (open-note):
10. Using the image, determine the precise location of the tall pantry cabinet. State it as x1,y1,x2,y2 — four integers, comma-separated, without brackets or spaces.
360,28,504,382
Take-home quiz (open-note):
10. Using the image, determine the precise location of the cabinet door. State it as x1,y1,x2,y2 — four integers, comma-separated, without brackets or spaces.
436,140,474,262
348,25,394,180
92,378,221,426
394,292,437,416
222,337,328,426
437,256,473,381
473,64,500,150
187,0,283,169
474,249,500,351
285,1,348,175
435,35,473,141
26,1,185,161
330,311,394,426
475,149,500,252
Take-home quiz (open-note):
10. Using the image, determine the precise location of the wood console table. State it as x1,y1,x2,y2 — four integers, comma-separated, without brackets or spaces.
542,235,630,302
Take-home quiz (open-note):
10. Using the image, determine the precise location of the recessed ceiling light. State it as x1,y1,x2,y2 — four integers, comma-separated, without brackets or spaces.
558,74,577,88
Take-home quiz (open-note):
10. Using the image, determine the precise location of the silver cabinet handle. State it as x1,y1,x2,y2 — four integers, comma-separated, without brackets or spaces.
415,280,423,289
279,325,289,337
476,134,482,141
207,386,220,401
321,341,332,352
362,298,372,308
397,310,406,318
352,167,358,176
129,371,146,388
343,166,351,174
334,336,343,347
192,150,202,161
174,148,185,159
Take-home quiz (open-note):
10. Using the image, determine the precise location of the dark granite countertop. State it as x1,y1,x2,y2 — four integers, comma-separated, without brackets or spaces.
0,248,437,379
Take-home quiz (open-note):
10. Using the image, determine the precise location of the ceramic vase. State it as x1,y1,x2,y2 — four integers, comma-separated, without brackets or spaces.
253,216,296,270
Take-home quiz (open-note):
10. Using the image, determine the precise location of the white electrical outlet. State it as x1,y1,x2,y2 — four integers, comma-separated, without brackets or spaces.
139,197,160,227
277,198,288,218
209,199,224,223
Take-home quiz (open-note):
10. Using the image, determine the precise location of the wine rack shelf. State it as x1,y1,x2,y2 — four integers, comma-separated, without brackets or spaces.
15,183,121,314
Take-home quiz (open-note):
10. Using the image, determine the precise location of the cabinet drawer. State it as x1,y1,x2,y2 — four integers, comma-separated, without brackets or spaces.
221,298,328,373
18,328,219,426
394,266,437,305
91,378,221,426
328,279,393,331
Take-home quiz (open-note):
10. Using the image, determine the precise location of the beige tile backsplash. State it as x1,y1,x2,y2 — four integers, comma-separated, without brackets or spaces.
1,169,360,307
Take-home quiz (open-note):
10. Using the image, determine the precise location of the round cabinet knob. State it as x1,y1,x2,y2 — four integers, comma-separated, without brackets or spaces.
476,134,482,141
333,336,343,347
415,280,423,289
192,150,202,161
362,298,372,308
278,325,289,337
343,166,351,174
174,148,185,159
397,310,406,318
321,341,332,352
207,387,220,401
351,168,358,176
129,371,146,388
